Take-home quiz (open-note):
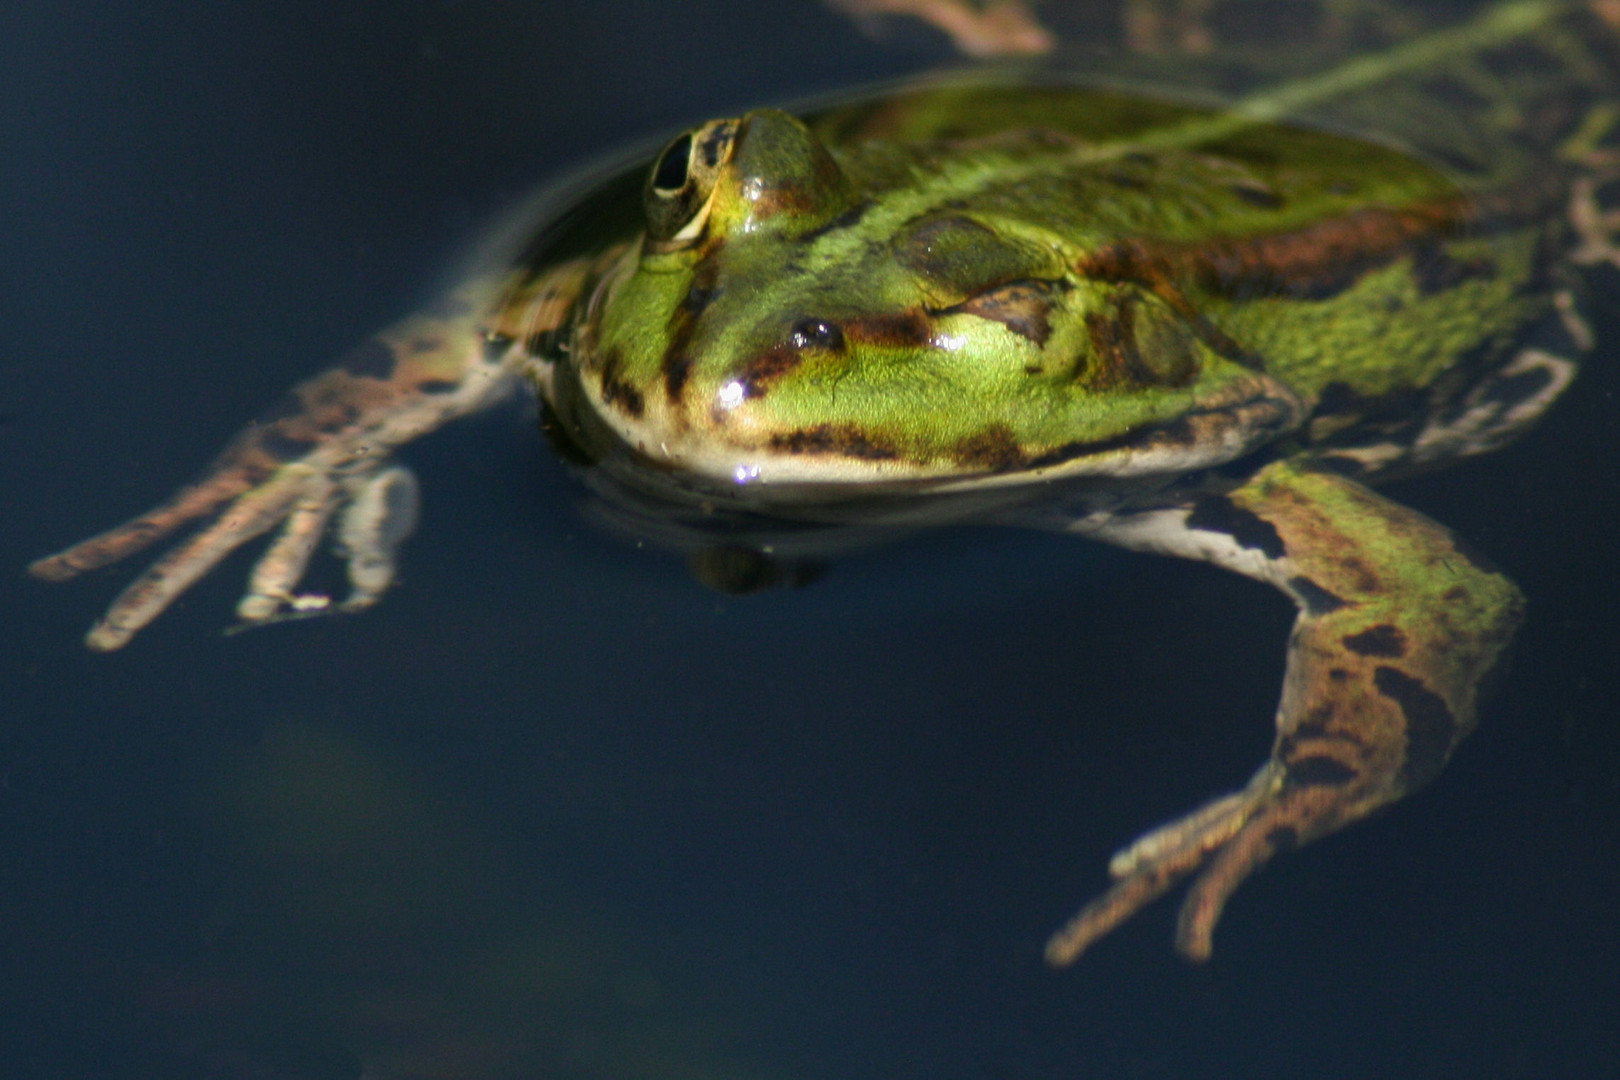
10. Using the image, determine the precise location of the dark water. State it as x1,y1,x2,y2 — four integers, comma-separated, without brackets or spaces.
4,2,1619,1078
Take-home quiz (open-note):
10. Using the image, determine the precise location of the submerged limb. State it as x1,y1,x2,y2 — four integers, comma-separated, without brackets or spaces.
1046,458,1523,963
32,279,523,649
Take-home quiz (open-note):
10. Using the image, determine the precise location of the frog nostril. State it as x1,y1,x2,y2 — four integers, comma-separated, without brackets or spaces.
790,319,844,351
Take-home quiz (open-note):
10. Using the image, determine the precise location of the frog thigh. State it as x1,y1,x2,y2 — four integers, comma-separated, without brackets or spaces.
1046,458,1523,963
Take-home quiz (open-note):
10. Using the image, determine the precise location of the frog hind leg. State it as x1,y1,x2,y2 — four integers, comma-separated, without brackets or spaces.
1044,458,1523,964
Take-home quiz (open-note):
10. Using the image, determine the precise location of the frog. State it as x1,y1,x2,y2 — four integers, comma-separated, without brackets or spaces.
30,0,1620,963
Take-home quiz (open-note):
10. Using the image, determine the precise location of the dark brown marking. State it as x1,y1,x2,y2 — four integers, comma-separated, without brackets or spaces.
1342,624,1408,658
416,379,459,395
769,424,898,460
681,285,719,316
1076,197,1469,310
1187,495,1286,560
663,351,694,403
952,425,1024,471
1285,755,1358,788
843,308,933,349
1328,668,1351,682
340,339,397,380
598,349,645,418
1289,576,1349,616
1084,299,1140,386
947,281,1055,345
1374,666,1459,789
409,337,440,355
738,345,803,400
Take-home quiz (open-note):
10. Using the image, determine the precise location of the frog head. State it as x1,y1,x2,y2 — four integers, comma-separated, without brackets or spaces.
574,106,1303,495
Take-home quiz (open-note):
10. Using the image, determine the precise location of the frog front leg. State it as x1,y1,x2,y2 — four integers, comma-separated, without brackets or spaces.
28,268,576,651
1042,458,1523,963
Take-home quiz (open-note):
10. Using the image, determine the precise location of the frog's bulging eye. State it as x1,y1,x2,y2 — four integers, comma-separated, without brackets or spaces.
651,133,693,194
790,319,844,351
644,118,738,252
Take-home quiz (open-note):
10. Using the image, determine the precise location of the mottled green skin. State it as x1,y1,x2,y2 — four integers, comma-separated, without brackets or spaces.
550,81,1556,491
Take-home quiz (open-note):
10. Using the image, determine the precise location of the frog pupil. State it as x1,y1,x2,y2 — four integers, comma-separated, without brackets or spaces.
652,133,693,193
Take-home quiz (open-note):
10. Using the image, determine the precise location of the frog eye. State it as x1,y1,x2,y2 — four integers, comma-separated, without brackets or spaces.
644,118,738,251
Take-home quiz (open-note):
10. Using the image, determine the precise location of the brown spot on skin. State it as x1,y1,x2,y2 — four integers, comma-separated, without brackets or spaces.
843,309,933,349
1338,556,1381,595
1084,300,1140,387
409,337,441,355
952,425,1024,471
1076,195,1475,326
1342,624,1408,658
1328,668,1351,682
340,339,398,380
947,281,1056,344
663,349,694,402
737,344,803,400
1374,666,1459,789
769,424,898,460
416,379,459,395
598,349,645,418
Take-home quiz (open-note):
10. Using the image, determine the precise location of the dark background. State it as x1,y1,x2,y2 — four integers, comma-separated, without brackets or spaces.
3,2,1617,1078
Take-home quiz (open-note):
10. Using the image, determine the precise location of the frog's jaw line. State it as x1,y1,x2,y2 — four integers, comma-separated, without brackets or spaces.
576,364,1306,498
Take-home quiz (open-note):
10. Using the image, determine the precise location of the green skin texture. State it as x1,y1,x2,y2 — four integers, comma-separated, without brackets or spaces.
558,71,1566,960
586,87,1542,472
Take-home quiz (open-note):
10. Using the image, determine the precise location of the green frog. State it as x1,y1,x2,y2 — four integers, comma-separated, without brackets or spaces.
31,0,1620,963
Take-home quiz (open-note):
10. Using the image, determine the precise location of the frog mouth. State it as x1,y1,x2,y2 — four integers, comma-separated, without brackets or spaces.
576,356,1304,500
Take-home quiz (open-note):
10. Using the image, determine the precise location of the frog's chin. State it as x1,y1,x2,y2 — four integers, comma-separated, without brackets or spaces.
586,370,1307,507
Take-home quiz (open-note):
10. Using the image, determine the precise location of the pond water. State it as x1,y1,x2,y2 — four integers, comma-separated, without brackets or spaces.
4,2,1619,1078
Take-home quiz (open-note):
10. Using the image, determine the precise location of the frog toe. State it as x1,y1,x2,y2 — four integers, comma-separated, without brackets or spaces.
80,466,319,650
1045,764,1278,966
